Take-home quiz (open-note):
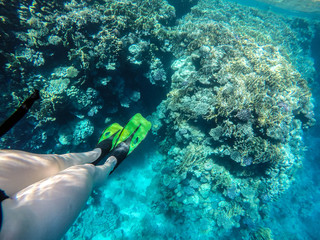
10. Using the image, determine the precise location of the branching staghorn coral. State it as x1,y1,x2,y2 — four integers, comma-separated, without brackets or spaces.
249,227,273,240
177,143,208,173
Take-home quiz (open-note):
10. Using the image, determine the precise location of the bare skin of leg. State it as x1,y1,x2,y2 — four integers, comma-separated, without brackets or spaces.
0,156,117,240
0,148,102,196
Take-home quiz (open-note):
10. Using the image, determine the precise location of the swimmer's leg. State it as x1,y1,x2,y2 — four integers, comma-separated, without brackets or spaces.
0,148,102,196
0,156,116,240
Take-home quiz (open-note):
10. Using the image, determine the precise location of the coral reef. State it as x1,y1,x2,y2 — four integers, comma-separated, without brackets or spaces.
0,0,318,239
5,0,174,73
150,0,317,238
0,0,175,152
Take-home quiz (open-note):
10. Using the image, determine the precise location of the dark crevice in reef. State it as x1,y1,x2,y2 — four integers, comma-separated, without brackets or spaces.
104,59,169,118
212,155,270,178
168,0,199,19
124,69,166,114
32,47,71,78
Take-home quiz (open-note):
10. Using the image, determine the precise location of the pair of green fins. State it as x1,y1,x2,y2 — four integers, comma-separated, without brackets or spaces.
93,113,151,174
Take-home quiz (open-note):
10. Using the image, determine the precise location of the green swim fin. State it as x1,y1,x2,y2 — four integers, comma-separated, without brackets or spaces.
92,123,123,165
97,123,123,149
109,113,151,173
114,113,152,154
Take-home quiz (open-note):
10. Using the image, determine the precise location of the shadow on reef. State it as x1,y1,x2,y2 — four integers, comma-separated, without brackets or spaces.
212,155,271,178
168,0,200,18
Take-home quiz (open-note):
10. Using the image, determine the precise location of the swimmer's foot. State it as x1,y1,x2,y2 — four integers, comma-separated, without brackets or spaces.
92,123,123,166
109,113,151,174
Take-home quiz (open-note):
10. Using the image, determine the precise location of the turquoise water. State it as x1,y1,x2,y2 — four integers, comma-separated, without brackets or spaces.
0,0,320,239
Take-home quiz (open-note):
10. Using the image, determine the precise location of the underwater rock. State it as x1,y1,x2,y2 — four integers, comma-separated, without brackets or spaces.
128,41,150,65
183,193,200,205
235,109,252,122
199,183,211,199
47,78,70,95
203,160,214,171
162,174,172,187
184,186,195,196
87,106,102,117
226,184,240,199
48,35,62,45
66,66,79,78
73,119,94,145
241,186,256,199
209,126,223,142
189,178,200,189
58,135,71,146
168,178,179,190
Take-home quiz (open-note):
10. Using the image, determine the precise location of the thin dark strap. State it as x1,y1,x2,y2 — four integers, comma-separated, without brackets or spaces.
0,203,3,231
0,189,9,232
0,89,40,138
0,189,9,202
